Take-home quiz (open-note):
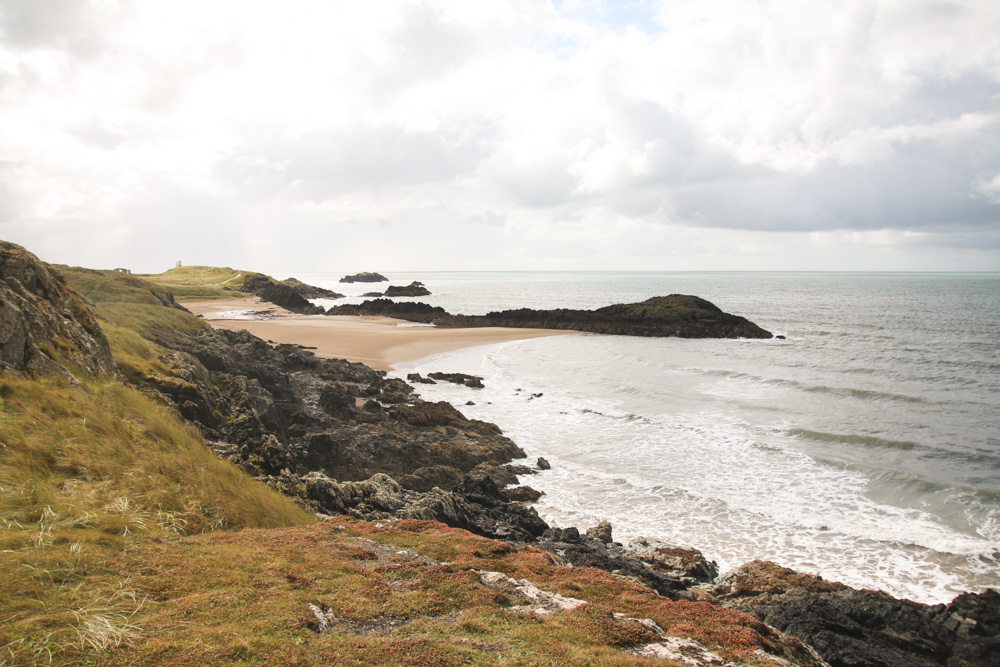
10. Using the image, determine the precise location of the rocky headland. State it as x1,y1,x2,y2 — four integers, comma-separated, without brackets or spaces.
327,294,774,339
280,277,345,299
3,240,996,666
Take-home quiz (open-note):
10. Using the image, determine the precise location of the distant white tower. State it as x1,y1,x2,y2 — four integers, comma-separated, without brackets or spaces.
176,261,182,268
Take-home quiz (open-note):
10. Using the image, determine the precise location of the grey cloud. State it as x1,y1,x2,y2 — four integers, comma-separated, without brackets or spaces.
668,139,1000,235
0,0,123,57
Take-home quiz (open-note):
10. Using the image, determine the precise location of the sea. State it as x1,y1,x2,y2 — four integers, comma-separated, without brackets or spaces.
297,271,1000,605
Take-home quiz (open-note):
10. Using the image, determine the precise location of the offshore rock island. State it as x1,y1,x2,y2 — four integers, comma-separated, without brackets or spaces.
1,239,996,666
326,294,774,339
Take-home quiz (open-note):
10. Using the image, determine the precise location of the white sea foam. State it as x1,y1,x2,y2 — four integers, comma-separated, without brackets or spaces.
395,329,1000,605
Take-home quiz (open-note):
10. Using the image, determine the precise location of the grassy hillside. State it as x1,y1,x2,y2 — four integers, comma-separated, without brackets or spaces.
0,373,316,664
138,265,260,301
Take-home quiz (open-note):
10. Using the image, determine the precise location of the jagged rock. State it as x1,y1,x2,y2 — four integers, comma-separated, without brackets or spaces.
710,560,1000,667
0,241,117,380
362,291,383,297
536,457,552,470
241,274,325,314
469,462,519,487
396,465,464,493
428,372,484,388
586,520,614,544
626,537,719,586
505,486,544,502
383,281,431,297
534,527,691,599
398,485,548,542
339,272,388,283
406,373,436,385
302,472,406,514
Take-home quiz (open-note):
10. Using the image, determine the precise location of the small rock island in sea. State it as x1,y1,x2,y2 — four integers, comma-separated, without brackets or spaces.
326,294,773,339
339,271,388,283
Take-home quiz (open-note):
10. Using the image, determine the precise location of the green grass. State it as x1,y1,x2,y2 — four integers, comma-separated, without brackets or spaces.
139,266,264,301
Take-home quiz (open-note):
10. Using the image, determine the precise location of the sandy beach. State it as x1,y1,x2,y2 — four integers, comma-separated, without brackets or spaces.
181,297,572,371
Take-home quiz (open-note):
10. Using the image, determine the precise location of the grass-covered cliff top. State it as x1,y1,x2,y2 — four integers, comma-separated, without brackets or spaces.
138,265,255,300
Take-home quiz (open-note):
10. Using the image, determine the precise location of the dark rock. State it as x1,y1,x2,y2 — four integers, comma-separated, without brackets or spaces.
586,520,614,544
325,299,448,323
241,274,324,314
383,281,431,297
428,372,484,388
709,560,1000,667
0,241,117,380
362,291,383,297
506,486,544,502
465,401,475,406
536,457,551,470
533,528,691,599
406,373,436,385
469,462,519,487
280,277,344,299
626,537,719,586
396,465,463,493
328,294,771,339
339,272,388,283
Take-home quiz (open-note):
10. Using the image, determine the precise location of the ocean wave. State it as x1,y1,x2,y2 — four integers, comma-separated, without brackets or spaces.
789,429,919,451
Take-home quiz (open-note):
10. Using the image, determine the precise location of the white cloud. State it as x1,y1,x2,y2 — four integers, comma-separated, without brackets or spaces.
0,0,997,272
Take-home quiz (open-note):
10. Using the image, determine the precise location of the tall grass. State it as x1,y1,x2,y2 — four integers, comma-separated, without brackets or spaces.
0,372,314,663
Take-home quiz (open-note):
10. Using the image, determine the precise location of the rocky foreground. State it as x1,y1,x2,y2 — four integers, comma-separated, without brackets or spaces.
3,240,997,666
326,294,775,339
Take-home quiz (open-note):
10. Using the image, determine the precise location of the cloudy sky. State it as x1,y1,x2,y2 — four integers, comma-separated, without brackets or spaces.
1,0,998,273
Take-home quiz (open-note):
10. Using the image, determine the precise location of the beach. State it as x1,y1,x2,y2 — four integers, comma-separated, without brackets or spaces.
181,297,572,371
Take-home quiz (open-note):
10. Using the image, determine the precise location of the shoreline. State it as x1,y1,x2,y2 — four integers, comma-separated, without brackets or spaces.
180,297,574,371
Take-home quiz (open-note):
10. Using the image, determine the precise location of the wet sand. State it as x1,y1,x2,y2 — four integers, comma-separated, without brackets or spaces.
181,297,572,371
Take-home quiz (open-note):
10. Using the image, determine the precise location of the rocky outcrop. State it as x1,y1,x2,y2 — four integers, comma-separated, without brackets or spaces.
241,274,325,314
0,241,117,380
383,281,431,297
339,272,387,283
705,560,1000,667
441,295,772,339
327,295,773,339
428,372,484,388
325,298,448,323
532,526,718,600
280,277,344,299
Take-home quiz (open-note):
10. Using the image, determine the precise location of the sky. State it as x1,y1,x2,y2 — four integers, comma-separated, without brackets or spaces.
1,0,998,274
